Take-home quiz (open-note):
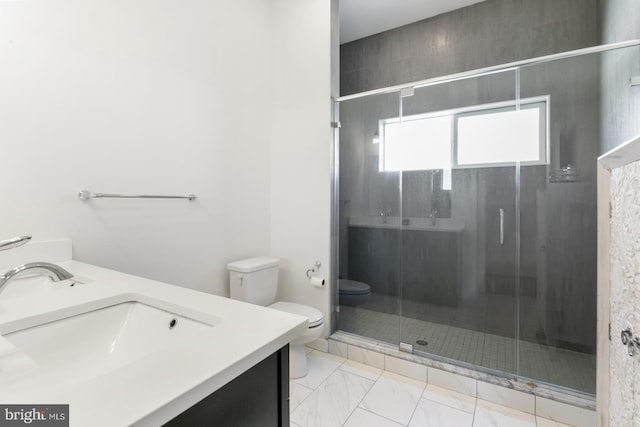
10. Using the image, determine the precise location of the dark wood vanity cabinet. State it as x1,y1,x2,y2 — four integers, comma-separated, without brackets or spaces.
348,227,462,306
164,345,289,427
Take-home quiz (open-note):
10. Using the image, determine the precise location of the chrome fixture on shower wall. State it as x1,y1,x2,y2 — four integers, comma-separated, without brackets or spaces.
549,164,580,183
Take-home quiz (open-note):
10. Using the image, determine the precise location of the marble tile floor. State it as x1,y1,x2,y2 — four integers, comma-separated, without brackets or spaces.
338,306,596,394
290,350,575,427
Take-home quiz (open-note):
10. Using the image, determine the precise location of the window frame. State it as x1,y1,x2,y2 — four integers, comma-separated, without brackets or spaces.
378,110,454,172
452,96,550,169
378,95,550,172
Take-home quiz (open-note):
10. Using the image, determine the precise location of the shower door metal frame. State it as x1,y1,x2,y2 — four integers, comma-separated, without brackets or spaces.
336,40,640,103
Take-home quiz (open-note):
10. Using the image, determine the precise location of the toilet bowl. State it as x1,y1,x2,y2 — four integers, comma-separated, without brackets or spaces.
227,256,325,379
338,279,371,306
269,301,324,378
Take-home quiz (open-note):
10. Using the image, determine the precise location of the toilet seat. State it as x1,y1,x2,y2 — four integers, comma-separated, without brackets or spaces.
338,279,371,295
269,301,324,328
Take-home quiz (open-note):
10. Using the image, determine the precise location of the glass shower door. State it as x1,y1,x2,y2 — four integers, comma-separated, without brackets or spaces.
516,50,605,394
335,42,640,397
397,70,522,376
337,91,403,347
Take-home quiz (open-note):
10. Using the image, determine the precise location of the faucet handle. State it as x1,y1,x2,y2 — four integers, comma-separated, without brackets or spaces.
0,235,32,251
621,327,640,357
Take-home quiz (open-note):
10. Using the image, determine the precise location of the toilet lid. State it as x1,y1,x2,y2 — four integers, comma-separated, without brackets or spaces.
338,279,371,296
269,302,324,328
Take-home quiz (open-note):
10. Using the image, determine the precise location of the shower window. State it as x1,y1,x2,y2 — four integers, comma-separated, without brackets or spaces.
379,114,452,172
378,96,548,173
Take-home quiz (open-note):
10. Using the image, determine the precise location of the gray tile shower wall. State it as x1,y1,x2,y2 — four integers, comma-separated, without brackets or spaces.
340,0,599,96
599,0,640,153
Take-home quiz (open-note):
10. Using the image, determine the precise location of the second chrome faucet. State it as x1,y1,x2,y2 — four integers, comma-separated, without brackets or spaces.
0,262,74,296
0,235,74,296
0,235,32,251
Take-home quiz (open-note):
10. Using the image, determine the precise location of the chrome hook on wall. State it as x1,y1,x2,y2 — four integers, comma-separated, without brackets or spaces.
306,261,322,278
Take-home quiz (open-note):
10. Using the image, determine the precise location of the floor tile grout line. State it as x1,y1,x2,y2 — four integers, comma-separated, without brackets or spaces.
290,352,347,417
471,398,478,427
344,366,387,427
405,382,428,427
289,381,315,414
344,406,405,427
472,378,479,426
420,387,478,415
337,362,383,383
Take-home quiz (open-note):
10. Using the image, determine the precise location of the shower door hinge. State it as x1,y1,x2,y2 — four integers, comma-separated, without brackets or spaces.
331,121,341,128
400,87,414,97
399,342,414,354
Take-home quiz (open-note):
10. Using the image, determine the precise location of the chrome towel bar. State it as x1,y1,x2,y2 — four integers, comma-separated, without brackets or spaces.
78,190,196,201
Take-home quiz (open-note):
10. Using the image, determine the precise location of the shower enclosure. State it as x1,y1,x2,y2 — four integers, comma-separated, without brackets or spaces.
333,41,640,395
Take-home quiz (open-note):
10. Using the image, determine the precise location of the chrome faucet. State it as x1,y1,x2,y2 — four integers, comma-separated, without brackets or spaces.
0,262,74,295
428,209,438,226
0,235,31,251
380,209,391,224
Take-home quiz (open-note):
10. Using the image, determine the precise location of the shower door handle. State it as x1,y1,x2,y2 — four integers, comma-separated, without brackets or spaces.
499,208,504,245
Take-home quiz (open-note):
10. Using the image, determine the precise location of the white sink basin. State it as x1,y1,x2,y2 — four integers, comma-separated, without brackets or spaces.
3,302,213,383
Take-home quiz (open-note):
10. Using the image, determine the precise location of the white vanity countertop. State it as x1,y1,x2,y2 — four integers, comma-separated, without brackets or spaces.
348,216,465,232
0,260,308,426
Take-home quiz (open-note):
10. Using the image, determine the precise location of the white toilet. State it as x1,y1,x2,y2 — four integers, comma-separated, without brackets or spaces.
227,256,324,379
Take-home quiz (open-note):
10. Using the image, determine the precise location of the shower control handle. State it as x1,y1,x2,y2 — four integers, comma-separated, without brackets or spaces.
621,327,640,357
499,208,504,246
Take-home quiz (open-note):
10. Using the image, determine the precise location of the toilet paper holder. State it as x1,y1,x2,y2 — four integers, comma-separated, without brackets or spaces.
306,261,322,278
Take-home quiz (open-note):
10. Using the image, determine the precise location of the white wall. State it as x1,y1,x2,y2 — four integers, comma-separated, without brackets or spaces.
270,0,333,334
0,0,335,327
0,0,275,295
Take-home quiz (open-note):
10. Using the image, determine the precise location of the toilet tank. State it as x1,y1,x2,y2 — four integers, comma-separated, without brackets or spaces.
227,256,279,306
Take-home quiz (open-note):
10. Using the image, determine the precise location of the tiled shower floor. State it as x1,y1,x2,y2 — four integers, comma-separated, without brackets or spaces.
338,305,596,394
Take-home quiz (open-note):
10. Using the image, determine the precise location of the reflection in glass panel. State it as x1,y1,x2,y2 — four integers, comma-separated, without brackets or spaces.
380,115,452,172
457,108,542,165
517,51,602,394
337,91,402,348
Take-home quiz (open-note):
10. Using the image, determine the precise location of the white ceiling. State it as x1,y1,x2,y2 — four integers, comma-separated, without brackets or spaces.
340,0,486,44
